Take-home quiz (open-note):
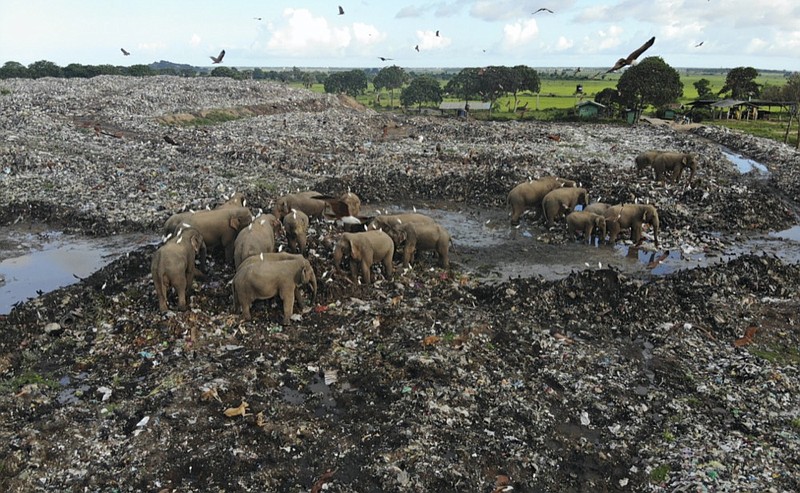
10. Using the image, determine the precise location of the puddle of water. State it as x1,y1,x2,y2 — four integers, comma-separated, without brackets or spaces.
771,225,800,242
0,224,155,314
366,202,800,282
720,147,769,174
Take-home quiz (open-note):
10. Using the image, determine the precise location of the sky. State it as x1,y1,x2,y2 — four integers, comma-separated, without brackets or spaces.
2,0,799,71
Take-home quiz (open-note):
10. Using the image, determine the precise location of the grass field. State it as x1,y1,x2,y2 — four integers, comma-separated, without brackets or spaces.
297,71,797,145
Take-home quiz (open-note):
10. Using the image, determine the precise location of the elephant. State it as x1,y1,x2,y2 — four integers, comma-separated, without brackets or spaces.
273,191,327,220
232,255,317,323
386,222,451,268
634,151,663,178
604,203,660,247
216,192,246,209
282,209,310,254
151,227,205,313
333,230,394,283
233,214,278,269
541,187,590,226
314,191,362,218
652,152,698,184
507,176,577,225
172,206,253,268
368,213,436,235
566,211,607,244
583,202,612,216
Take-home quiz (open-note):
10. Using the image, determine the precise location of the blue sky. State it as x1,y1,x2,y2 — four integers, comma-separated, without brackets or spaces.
2,0,799,71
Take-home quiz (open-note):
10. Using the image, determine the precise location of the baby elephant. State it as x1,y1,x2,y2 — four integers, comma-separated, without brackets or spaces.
566,211,607,245
151,228,205,313
233,214,279,269
282,209,310,254
334,230,394,283
232,255,317,323
388,222,451,268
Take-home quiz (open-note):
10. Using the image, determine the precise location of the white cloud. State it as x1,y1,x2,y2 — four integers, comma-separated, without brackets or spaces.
579,26,624,54
574,5,611,23
502,19,539,48
661,21,705,41
266,8,351,56
415,30,452,51
137,41,167,52
555,36,574,51
190,34,202,47
353,23,385,46
395,5,427,18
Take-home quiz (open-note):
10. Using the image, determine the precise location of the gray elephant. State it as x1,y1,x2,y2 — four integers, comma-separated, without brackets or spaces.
215,192,246,209
174,206,253,268
233,214,278,269
507,176,577,225
541,187,590,226
314,191,362,218
333,230,394,283
634,151,663,178
273,191,327,220
604,203,660,246
386,222,451,268
282,209,310,254
652,152,698,184
232,255,317,323
583,202,612,216
368,213,436,235
566,211,607,244
151,228,205,313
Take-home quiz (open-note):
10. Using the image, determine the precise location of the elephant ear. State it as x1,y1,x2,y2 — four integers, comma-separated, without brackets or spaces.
190,233,202,253
229,216,240,230
681,155,688,165
294,264,305,285
350,238,362,260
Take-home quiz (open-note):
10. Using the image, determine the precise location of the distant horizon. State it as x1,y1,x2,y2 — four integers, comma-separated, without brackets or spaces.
3,1,799,72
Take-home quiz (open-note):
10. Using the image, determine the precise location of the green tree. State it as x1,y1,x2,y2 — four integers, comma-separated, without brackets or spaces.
323,70,367,97
693,78,714,99
444,67,482,102
616,57,683,123
373,65,409,108
719,66,760,99
475,66,512,117
126,64,154,76
0,61,29,78
400,75,442,111
780,72,800,147
27,60,62,78
507,65,541,112
595,87,621,116
211,66,241,79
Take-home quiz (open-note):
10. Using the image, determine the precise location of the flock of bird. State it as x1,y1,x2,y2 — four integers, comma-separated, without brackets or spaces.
114,5,708,75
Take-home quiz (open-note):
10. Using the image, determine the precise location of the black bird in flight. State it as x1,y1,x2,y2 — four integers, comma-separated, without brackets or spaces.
378,57,393,61
695,41,704,47
414,45,420,52
210,49,226,64
605,36,655,73
533,8,554,14
253,17,262,21
120,48,130,56
436,30,440,36
338,5,345,15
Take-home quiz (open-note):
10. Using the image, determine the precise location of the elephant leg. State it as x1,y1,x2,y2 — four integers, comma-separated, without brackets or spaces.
240,296,253,320
361,259,372,283
281,289,296,324
155,280,169,313
175,277,188,311
383,254,393,280
349,260,359,282
224,242,235,264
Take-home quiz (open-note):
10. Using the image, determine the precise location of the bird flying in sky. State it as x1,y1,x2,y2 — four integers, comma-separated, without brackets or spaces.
210,49,226,64
378,57,393,61
120,48,130,56
414,45,420,52
695,41,704,47
338,5,345,15
436,30,440,36
605,36,655,73
533,8,554,14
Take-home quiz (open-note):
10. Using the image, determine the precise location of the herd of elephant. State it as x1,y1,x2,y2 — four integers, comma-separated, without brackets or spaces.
151,191,451,324
151,149,694,323
508,150,698,245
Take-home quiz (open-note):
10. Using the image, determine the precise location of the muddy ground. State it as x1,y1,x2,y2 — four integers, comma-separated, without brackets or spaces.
0,77,799,492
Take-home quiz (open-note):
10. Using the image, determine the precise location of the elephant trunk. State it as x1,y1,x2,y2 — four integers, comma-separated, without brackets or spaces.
309,273,317,302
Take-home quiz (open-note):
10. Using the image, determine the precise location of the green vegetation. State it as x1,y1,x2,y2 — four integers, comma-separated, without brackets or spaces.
0,370,60,392
650,464,671,483
749,344,800,365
